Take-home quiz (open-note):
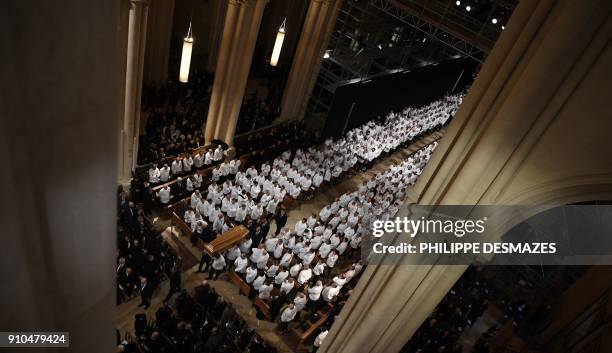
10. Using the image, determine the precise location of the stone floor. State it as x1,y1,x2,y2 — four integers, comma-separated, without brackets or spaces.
116,130,444,353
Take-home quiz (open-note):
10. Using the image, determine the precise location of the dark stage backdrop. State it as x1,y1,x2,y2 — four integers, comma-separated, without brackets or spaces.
322,58,478,139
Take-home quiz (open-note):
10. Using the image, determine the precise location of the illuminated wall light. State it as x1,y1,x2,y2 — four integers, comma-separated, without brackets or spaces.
270,19,286,67
456,0,461,5
492,18,498,24
179,23,194,83
502,25,505,30
466,5,471,11
323,51,330,59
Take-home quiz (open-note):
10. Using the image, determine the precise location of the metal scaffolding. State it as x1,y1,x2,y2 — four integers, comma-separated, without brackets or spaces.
306,0,516,121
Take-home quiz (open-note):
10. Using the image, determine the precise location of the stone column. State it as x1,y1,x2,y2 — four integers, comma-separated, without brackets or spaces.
204,0,241,144
117,0,131,185
318,0,612,352
279,0,341,121
220,0,267,145
0,0,121,351
144,0,174,88
206,0,228,73
119,0,149,184
204,0,266,146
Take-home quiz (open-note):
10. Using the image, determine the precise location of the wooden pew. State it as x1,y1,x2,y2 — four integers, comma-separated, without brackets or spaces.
198,225,250,256
290,308,330,346
165,197,189,218
135,145,215,177
254,298,270,316
162,202,177,217
171,211,193,237
228,271,251,296
150,164,215,193
148,165,217,213
286,267,359,346
227,271,271,316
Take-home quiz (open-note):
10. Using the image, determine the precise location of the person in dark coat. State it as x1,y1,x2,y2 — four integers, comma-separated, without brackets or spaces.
170,176,184,198
260,218,270,239
134,313,147,337
164,264,182,303
251,226,264,248
193,280,211,307
121,201,139,233
138,277,154,309
197,251,211,273
143,188,155,215
274,208,287,234
268,292,288,321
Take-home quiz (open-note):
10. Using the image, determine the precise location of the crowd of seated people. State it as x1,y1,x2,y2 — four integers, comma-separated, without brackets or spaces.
178,94,458,245
117,282,278,353
150,156,236,208
345,94,462,166
175,132,348,240
182,138,361,237
138,70,213,165
146,145,225,185
117,188,180,305
117,94,461,350
139,123,312,217
128,144,229,214
401,267,531,353
233,93,460,168
125,93,457,302
234,143,437,319
187,142,437,352
117,142,438,350
235,90,281,135
182,138,362,247
136,91,460,217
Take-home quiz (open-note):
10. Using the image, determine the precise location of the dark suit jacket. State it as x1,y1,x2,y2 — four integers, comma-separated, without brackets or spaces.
260,222,270,238
169,269,181,289
140,282,154,300
275,213,287,228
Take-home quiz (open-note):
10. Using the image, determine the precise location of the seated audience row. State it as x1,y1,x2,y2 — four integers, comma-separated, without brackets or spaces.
345,94,462,164
138,71,212,165
152,158,241,207
132,124,310,215
147,145,225,185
